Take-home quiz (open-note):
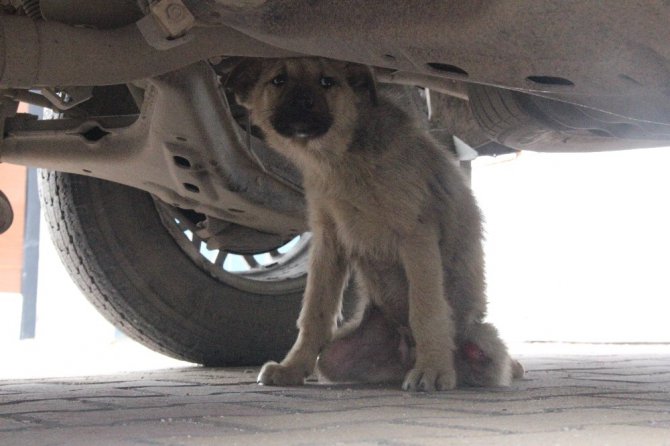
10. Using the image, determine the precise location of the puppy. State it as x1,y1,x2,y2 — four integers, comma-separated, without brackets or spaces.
227,57,522,391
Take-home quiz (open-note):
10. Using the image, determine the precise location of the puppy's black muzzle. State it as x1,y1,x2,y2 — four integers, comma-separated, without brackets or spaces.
272,88,333,139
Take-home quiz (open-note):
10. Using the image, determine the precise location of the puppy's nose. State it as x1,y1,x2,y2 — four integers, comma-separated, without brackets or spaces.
296,92,314,110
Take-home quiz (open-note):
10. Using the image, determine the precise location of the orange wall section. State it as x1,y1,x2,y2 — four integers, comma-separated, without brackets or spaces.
0,163,27,293
1,102,31,293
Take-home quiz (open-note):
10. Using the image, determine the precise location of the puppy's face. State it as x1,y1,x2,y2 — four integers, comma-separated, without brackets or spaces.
227,58,376,159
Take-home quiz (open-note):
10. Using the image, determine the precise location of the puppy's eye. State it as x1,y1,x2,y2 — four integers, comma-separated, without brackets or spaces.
271,74,287,86
320,76,336,88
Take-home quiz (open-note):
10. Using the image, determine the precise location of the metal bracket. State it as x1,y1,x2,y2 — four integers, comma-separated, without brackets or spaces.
0,62,306,236
137,0,195,50
40,86,93,111
453,136,478,161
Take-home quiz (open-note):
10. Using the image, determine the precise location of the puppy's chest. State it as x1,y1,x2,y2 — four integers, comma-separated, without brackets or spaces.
307,164,423,257
325,196,400,257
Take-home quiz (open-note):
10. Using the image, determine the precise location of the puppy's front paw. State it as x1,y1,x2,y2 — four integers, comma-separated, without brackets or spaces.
257,361,306,387
402,364,457,392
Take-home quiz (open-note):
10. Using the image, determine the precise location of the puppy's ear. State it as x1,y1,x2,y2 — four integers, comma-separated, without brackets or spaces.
225,58,264,107
345,63,378,106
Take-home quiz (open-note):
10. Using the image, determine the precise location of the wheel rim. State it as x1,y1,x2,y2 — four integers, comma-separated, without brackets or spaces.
155,200,309,295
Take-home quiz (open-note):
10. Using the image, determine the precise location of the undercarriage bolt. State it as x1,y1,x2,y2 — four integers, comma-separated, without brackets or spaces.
166,4,185,21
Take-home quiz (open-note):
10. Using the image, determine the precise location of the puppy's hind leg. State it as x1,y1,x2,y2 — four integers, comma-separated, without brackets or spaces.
456,322,524,387
317,306,413,384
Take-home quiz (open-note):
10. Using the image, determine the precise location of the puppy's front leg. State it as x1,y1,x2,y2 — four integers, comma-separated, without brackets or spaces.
399,224,457,391
258,217,347,386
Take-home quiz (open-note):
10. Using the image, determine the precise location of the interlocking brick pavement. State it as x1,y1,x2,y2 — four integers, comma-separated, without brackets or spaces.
1,352,670,445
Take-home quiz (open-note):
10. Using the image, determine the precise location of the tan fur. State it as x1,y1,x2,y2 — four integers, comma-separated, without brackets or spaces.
228,57,520,391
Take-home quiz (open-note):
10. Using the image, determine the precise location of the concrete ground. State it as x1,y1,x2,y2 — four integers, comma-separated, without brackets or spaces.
2,348,670,446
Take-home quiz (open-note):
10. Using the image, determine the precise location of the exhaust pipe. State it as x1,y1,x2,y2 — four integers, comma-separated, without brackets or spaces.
0,14,294,88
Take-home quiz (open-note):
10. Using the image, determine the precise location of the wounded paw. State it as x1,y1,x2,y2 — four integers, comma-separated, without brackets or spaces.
456,322,523,387
402,365,457,392
257,361,306,386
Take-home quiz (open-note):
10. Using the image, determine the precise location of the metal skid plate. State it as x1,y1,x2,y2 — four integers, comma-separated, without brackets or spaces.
0,62,307,238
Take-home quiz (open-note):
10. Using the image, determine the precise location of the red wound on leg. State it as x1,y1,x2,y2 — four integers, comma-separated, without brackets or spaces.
462,342,487,362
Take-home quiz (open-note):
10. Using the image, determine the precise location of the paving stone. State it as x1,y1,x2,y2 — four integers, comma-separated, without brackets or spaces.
1,352,670,445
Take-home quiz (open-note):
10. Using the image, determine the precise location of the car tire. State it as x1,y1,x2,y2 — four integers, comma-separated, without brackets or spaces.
38,170,303,366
